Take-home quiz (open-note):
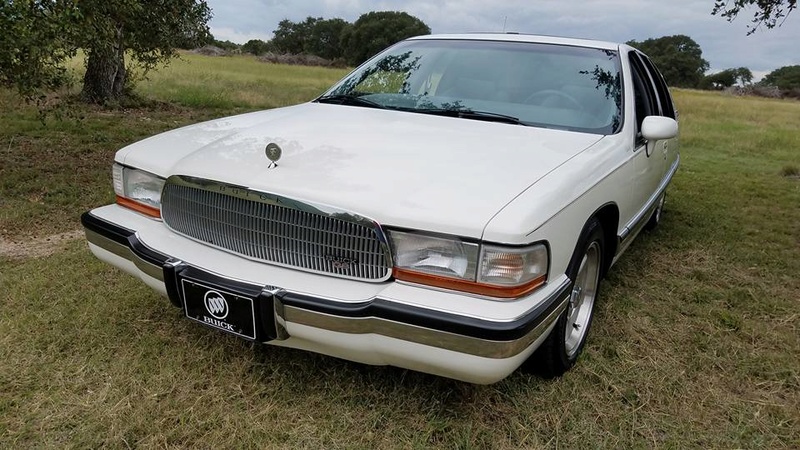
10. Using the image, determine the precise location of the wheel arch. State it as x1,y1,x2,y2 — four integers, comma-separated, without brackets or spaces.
590,203,619,278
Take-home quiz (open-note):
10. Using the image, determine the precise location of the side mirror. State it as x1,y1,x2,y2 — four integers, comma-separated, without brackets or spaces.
641,116,678,141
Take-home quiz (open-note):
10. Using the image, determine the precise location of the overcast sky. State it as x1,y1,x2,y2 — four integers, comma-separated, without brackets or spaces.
206,0,798,78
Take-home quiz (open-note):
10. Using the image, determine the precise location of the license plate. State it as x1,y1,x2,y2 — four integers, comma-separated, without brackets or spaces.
181,278,257,340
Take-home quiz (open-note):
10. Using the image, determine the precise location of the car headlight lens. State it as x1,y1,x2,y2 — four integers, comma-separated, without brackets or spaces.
391,231,480,280
478,244,549,287
113,163,165,218
389,230,548,299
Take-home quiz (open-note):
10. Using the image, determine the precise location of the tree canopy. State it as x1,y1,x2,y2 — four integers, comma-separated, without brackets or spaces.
627,35,710,88
0,0,211,104
713,0,797,34
271,16,352,60
341,11,431,66
242,39,273,56
304,18,350,60
272,12,429,65
209,38,241,52
700,67,754,89
272,17,320,55
0,1,79,99
761,65,800,89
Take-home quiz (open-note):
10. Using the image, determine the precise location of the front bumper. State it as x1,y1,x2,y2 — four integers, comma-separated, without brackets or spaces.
82,207,571,384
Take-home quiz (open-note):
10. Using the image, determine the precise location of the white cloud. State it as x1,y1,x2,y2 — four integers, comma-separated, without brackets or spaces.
210,26,271,44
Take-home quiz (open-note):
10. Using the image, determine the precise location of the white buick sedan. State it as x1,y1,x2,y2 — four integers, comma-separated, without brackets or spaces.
82,34,679,384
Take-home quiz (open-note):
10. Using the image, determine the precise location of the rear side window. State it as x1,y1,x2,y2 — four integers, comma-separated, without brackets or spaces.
628,53,658,138
637,54,676,119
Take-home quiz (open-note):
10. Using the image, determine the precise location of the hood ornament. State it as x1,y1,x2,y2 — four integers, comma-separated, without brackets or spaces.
265,143,282,169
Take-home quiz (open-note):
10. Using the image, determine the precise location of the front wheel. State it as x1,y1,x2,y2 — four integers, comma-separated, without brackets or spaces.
526,218,604,377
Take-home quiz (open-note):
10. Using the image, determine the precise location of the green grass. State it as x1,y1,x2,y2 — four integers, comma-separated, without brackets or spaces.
1,56,799,448
136,52,349,110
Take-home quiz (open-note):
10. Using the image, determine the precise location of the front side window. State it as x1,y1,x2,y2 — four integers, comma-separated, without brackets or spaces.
319,39,623,135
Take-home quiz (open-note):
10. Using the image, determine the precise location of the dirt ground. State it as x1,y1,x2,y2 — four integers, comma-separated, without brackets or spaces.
0,229,84,259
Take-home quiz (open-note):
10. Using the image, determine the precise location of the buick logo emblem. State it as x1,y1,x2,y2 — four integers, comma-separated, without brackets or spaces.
265,143,282,169
325,254,358,269
204,290,229,320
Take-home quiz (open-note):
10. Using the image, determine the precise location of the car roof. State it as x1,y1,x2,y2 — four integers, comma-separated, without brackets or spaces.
408,33,620,51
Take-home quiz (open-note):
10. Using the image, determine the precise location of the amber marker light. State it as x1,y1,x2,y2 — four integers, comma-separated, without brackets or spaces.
394,267,547,298
116,195,161,218
112,163,165,219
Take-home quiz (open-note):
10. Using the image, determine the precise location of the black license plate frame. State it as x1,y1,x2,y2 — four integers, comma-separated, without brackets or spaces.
181,277,258,341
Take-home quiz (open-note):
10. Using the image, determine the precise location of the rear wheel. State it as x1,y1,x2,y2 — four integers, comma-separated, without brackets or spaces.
526,218,604,377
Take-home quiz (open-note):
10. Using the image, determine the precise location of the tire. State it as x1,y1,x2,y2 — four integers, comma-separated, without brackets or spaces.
525,218,604,378
644,193,665,231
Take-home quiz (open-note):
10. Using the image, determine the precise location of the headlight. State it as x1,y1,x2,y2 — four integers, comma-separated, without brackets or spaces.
478,244,548,287
113,163,165,218
391,232,480,280
389,230,548,299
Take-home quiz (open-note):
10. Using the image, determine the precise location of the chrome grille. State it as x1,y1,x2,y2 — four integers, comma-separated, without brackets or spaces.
161,178,391,281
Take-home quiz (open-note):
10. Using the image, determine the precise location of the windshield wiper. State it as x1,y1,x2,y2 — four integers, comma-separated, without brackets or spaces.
316,94,386,109
415,108,525,125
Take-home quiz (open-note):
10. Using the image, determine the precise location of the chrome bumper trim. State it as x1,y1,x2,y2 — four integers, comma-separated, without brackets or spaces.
279,297,566,359
84,229,165,282
82,211,569,359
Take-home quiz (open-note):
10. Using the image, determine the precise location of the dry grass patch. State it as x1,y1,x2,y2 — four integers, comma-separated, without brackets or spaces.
782,164,800,178
0,229,83,259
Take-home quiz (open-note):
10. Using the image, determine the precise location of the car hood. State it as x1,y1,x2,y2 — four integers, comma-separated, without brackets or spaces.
120,103,603,238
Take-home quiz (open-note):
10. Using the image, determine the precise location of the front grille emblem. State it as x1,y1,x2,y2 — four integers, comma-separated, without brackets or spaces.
325,254,359,270
204,290,229,319
265,143,282,169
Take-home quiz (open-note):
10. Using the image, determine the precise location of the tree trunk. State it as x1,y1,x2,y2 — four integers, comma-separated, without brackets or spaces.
81,29,126,104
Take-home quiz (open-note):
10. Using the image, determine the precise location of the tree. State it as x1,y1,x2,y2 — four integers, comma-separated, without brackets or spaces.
761,65,800,89
305,18,351,60
341,11,430,66
80,0,211,103
271,17,351,60
242,39,272,55
627,35,710,88
0,1,76,99
210,39,241,52
700,67,754,89
735,67,755,85
0,0,211,104
272,17,320,55
713,0,797,34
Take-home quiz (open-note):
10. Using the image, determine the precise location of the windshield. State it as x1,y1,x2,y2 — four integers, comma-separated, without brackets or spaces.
319,39,623,134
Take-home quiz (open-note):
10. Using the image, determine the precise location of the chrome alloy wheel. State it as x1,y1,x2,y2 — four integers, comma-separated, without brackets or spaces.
564,241,601,357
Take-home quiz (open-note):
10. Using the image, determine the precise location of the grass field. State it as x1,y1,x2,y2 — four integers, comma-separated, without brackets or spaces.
1,54,798,448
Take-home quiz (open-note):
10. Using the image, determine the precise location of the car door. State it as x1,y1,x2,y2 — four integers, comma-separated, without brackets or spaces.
625,52,663,229
638,52,680,181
